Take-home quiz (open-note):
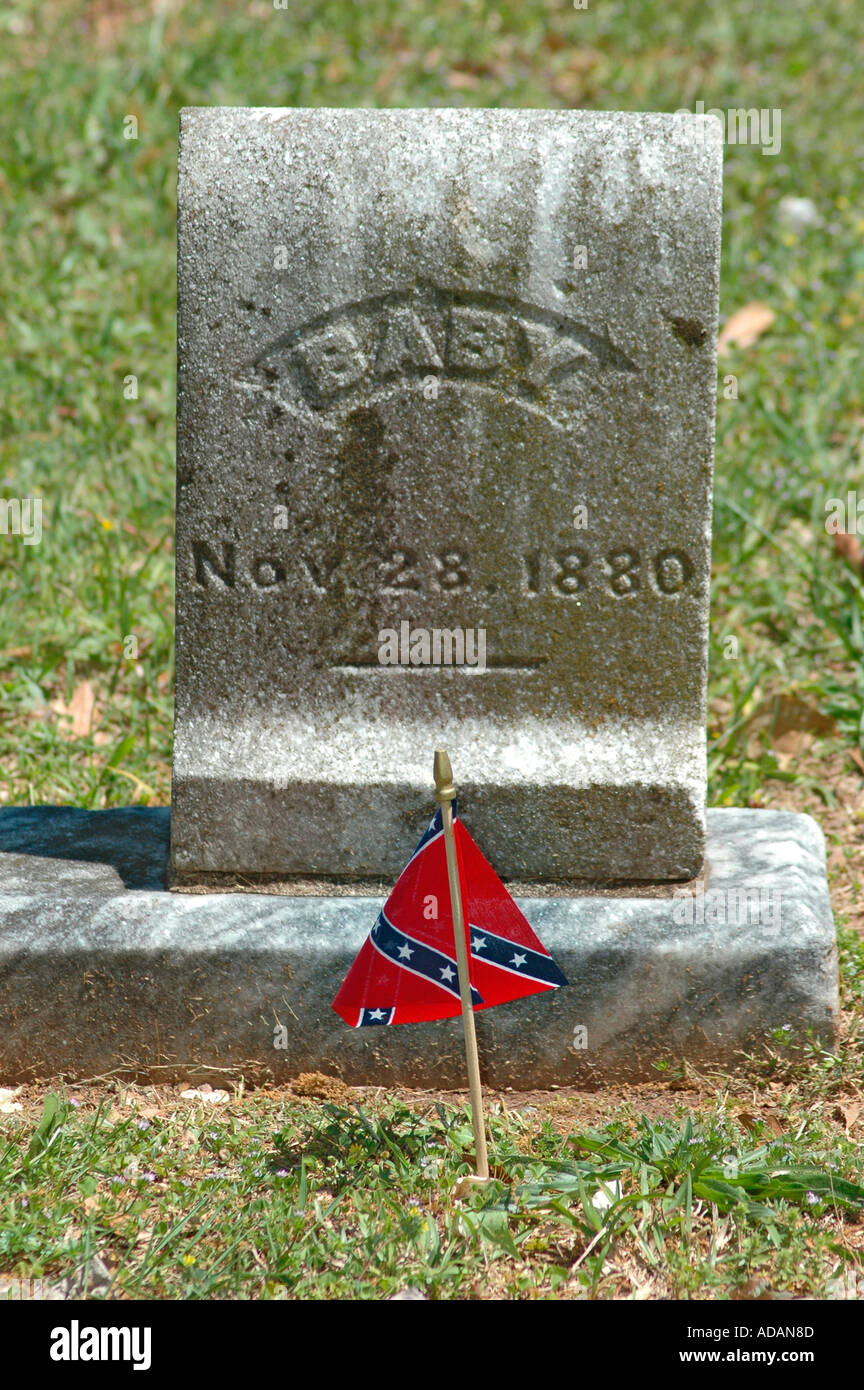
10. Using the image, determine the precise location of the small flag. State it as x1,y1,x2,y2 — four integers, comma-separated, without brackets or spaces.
333,803,567,1027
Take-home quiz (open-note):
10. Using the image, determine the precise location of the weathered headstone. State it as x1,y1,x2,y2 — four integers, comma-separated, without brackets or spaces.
172,108,722,883
0,107,837,1090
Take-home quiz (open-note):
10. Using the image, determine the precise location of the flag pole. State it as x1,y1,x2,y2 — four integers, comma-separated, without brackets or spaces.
433,748,489,1184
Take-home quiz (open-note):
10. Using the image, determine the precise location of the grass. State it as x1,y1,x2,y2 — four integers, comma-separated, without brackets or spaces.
2,1078,864,1301
1,0,863,815
0,0,863,1299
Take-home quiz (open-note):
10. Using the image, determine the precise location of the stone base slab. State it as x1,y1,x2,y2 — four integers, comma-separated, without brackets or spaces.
0,807,837,1086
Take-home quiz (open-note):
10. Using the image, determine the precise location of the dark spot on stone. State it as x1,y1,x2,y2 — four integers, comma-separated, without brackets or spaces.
665,313,708,348
333,408,399,616
341,406,388,461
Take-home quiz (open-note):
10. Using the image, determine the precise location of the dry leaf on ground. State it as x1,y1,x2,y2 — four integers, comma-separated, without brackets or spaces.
836,1101,862,1132
746,694,837,757
0,1086,22,1113
848,747,864,776
179,1087,230,1104
49,680,98,739
717,302,775,352
833,530,864,576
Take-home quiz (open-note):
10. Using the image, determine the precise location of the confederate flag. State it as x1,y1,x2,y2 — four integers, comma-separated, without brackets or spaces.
332,804,567,1027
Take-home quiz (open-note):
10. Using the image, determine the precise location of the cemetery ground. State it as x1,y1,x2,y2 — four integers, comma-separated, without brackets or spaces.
1,0,863,1299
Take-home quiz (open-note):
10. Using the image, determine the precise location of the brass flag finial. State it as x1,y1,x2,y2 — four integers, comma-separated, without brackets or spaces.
433,748,455,802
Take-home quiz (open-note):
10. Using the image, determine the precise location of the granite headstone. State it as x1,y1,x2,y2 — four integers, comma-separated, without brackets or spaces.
172,108,722,882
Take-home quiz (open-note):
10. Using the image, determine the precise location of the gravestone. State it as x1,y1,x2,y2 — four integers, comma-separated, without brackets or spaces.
172,107,722,883
0,107,839,1087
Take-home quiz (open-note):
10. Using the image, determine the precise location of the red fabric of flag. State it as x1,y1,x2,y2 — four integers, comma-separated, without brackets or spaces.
332,806,567,1027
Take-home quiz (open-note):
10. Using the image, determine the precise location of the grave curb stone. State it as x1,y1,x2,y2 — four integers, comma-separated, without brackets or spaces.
0,807,837,1086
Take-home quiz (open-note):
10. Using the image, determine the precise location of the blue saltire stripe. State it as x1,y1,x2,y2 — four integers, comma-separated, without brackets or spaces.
370,910,484,1007
469,925,568,988
403,801,459,870
356,1007,396,1027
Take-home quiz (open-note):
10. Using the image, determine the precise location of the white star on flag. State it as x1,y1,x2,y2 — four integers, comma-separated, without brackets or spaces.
510,952,527,968
397,943,414,960
368,1009,386,1020
472,935,487,951
440,964,456,983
